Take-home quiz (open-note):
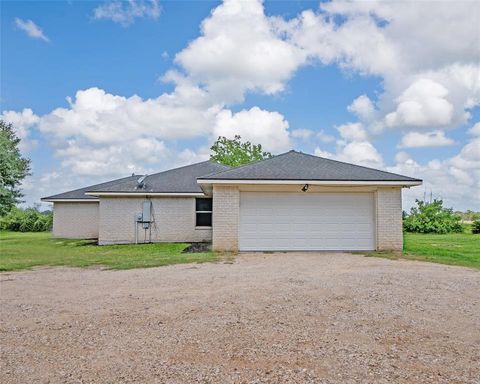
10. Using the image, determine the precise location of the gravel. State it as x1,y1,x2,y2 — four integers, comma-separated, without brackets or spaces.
1,253,479,383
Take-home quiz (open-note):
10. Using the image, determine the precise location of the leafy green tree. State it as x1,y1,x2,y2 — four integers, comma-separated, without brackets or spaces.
472,219,480,234
0,120,31,215
403,199,463,234
210,135,273,167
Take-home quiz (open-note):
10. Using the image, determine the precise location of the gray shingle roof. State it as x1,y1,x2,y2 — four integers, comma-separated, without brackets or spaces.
41,175,141,201
199,150,422,182
87,161,231,194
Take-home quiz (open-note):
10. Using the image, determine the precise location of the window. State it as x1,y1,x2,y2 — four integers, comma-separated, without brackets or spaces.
196,198,212,227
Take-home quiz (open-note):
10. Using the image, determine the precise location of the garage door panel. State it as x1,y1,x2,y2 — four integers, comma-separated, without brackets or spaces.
239,192,375,251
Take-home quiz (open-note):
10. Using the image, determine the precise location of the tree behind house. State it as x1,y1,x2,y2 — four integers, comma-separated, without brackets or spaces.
0,120,31,215
210,135,272,167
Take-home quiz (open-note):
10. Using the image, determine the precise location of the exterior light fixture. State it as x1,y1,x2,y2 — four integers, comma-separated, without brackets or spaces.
301,184,309,192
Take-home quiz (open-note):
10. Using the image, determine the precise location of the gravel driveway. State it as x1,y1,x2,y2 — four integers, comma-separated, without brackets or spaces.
1,253,479,383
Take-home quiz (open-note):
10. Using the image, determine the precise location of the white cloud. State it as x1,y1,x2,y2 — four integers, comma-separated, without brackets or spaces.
175,0,306,103
313,147,333,159
314,140,383,169
385,79,454,128
291,128,314,140
315,122,383,169
336,122,368,142
38,86,221,144
277,1,479,133
1,108,40,151
317,130,335,143
213,107,291,152
337,141,383,168
390,137,480,210
15,18,49,42
469,122,480,136
93,0,160,27
348,95,375,121
399,131,455,148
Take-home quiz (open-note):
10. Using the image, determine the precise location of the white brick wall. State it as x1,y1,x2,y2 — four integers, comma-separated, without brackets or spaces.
98,197,212,245
53,202,99,239
376,187,403,251
212,185,239,252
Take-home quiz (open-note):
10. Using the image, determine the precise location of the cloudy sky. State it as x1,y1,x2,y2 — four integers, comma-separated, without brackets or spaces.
1,0,479,210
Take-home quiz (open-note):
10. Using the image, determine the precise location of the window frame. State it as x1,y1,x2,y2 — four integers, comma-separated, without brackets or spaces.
195,198,213,228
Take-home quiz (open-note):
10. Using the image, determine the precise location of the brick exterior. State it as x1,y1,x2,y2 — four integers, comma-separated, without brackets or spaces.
98,197,212,245
376,187,403,251
52,202,99,239
212,185,239,252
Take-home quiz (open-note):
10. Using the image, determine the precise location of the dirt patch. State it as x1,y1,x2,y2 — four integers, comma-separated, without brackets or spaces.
1,253,479,383
182,242,211,253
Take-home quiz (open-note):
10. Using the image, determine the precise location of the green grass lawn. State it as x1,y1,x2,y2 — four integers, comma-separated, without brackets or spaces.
402,231,480,269
363,229,479,269
0,231,218,272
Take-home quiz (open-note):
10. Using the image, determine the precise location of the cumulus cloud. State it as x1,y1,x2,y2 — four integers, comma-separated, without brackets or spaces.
469,122,480,136
1,108,40,151
291,129,314,140
277,1,479,132
317,130,335,143
336,122,368,142
93,0,160,27
175,0,306,102
348,95,375,121
314,122,383,168
15,18,49,42
38,86,221,144
399,131,455,148
213,107,291,152
385,79,454,128
389,137,480,210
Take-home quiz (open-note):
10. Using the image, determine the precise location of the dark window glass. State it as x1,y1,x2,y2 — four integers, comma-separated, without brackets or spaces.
196,212,212,227
196,198,212,212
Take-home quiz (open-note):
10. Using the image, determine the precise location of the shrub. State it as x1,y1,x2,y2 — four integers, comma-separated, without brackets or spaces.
0,207,52,232
472,219,480,234
403,199,463,234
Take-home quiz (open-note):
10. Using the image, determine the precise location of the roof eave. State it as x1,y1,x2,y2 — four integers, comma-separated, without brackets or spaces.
197,179,422,187
84,191,207,197
40,198,99,203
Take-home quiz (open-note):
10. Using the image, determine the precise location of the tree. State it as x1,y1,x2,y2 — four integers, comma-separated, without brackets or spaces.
403,199,463,234
210,135,273,167
0,120,31,216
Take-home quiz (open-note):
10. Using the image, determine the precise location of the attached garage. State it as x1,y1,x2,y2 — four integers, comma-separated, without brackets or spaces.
239,192,375,251
199,151,422,252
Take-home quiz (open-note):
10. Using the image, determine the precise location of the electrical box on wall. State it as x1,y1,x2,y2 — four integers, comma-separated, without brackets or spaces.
142,201,152,228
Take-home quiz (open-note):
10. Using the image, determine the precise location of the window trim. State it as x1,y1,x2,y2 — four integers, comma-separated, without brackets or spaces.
195,198,212,228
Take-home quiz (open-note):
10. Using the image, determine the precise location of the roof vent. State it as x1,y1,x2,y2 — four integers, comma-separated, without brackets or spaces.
136,175,147,190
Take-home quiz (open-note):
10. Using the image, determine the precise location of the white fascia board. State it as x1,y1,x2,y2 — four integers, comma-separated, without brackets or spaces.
41,199,99,203
84,192,206,197
197,179,422,187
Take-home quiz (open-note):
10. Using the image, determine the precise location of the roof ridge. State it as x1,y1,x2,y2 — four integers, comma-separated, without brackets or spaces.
198,150,293,179
85,174,145,192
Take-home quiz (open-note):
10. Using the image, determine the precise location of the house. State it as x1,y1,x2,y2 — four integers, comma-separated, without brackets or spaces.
41,151,422,251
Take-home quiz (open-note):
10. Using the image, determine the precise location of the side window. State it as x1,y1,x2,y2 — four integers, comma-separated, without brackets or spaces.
196,198,212,227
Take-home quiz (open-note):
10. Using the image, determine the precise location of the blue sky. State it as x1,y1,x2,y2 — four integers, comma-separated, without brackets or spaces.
1,0,479,210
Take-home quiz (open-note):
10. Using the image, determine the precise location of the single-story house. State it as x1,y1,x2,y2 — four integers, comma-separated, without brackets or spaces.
41,150,422,252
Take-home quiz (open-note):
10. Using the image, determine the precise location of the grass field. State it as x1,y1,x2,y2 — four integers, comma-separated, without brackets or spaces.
0,231,217,272
1,230,479,272
402,231,480,269
363,228,479,269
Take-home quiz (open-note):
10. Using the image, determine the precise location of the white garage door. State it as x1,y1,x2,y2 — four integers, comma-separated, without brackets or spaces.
239,192,375,251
